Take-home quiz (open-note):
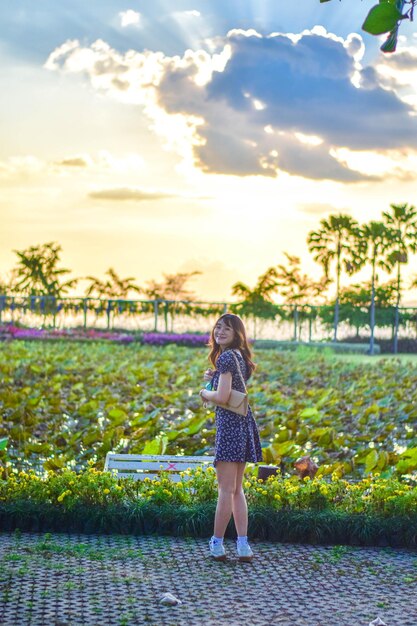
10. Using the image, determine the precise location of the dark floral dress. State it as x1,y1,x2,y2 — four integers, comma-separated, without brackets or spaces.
210,349,263,468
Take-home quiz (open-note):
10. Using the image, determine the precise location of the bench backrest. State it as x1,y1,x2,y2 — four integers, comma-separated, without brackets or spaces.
104,453,215,481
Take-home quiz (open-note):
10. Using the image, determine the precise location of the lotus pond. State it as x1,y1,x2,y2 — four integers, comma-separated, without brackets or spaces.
1,341,417,478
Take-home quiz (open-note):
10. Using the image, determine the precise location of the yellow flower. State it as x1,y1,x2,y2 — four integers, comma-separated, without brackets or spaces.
115,485,122,491
103,488,110,495
303,476,310,482
57,490,71,503
274,494,281,501
262,490,267,496
244,481,251,488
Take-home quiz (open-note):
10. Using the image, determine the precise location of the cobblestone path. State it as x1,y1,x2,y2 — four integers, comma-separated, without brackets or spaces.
1,533,416,625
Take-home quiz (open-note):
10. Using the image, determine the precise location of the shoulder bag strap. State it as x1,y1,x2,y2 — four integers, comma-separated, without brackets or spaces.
230,350,247,393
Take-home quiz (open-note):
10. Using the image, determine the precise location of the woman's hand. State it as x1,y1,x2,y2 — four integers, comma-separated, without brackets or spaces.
203,368,214,382
199,372,231,405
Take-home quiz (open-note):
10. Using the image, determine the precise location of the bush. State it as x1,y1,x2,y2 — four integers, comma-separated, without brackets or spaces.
342,335,417,354
254,340,380,354
1,466,416,546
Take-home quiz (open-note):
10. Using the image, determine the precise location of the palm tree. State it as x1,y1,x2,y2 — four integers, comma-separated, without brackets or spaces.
274,253,329,340
142,271,201,332
307,214,363,342
359,221,394,355
85,268,142,299
231,268,279,339
383,203,417,354
12,242,78,297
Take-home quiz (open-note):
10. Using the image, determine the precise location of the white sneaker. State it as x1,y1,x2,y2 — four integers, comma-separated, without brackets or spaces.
236,541,254,562
209,538,226,561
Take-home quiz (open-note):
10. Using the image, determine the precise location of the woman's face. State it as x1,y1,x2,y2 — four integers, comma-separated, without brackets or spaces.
214,320,235,349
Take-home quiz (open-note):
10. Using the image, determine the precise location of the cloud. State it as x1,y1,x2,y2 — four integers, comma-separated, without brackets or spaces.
379,48,417,71
45,28,417,182
88,187,210,201
180,10,201,18
0,156,46,180
119,10,141,28
54,156,91,167
297,202,342,216
88,187,177,201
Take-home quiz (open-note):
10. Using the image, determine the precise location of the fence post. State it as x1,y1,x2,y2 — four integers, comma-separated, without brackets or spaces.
40,296,46,328
293,305,298,341
106,300,112,330
164,301,169,333
153,300,159,332
52,297,57,329
83,299,88,329
308,307,313,342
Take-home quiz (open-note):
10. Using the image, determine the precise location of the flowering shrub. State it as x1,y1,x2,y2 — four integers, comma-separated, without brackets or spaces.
1,466,416,517
1,325,136,343
142,333,210,347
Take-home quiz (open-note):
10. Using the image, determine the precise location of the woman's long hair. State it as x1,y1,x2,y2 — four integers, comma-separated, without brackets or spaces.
208,313,256,378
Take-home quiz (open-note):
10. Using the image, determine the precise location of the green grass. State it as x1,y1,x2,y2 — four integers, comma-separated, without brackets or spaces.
329,352,417,365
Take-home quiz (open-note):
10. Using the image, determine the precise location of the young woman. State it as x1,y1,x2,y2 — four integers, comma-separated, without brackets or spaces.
199,313,263,562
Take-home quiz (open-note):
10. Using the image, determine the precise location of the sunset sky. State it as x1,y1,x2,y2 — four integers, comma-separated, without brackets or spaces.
1,1,417,302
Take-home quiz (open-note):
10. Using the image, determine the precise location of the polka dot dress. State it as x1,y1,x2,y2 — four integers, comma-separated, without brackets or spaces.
211,349,263,468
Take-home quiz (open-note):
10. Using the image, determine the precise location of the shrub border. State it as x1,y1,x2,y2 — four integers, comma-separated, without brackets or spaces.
1,501,416,548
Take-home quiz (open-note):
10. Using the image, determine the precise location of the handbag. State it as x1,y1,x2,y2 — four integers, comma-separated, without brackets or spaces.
214,350,249,417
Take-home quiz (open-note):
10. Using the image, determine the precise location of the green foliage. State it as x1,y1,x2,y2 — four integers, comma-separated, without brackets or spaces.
232,269,280,319
1,469,417,545
254,340,378,354
12,242,78,298
84,268,142,299
320,0,414,53
1,342,417,479
362,2,403,35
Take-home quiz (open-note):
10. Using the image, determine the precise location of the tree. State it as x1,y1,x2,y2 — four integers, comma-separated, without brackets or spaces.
231,268,279,339
274,253,329,341
319,0,416,53
142,271,201,332
12,242,78,297
383,203,417,354
142,272,200,302
85,268,142,299
359,221,394,354
307,214,363,342
333,280,397,337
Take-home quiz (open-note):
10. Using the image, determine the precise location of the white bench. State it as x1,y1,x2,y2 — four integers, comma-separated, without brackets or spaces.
104,453,215,482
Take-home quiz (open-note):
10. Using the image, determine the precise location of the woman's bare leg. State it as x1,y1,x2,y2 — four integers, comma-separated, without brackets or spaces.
213,461,238,537
232,462,248,536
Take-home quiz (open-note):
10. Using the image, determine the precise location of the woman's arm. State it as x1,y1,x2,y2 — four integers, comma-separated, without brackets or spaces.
200,372,232,404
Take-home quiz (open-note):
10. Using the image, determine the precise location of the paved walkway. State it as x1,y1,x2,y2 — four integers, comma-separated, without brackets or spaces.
0,532,416,626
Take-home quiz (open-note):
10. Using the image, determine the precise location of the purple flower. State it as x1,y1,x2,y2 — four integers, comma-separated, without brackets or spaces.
142,333,210,347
